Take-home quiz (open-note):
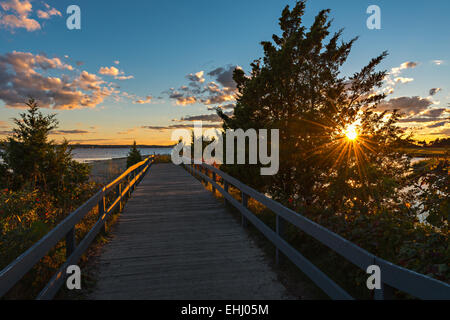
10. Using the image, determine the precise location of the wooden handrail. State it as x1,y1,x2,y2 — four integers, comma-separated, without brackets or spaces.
0,155,155,299
185,161,450,300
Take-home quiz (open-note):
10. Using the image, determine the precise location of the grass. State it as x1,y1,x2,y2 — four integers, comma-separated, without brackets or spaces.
153,154,172,163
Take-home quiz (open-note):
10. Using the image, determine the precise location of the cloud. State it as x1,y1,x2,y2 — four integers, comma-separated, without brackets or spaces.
99,66,133,80
397,107,449,125
390,61,418,75
186,71,205,83
427,127,450,136
68,138,116,143
173,113,226,123
209,103,236,111
0,0,32,15
0,0,60,32
207,65,239,88
423,108,448,117
99,66,120,76
134,96,152,104
36,3,61,19
429,88,442,96
114,75,134,80
0,120,9,128
50,130,91,135
142,123,220,131
376,96,433,116
117,128,138,135
394,77,414,84
380,62,418,95
202,90,235,105
427,121,448,129
0,14,40,31
114,60,120,65
432,60,444,66
0,51,117,109
165,65,240,108
167,91,197,106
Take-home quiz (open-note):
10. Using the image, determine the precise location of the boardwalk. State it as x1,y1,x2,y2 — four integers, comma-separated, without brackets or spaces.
89,163,292,300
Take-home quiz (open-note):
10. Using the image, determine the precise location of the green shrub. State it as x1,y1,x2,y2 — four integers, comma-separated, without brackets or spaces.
126,141,143,168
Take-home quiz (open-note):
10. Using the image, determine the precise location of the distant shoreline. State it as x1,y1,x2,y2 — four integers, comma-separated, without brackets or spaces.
70,144,175,149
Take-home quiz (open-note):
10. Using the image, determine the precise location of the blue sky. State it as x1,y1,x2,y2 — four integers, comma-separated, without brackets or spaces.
0,0,449,144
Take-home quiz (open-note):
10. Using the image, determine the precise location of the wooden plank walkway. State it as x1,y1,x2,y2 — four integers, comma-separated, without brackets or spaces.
89,163,293,300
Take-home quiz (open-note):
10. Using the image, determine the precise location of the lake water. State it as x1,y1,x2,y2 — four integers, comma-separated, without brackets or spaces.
71,147,173,162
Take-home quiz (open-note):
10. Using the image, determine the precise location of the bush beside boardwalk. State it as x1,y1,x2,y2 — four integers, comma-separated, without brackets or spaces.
0,100,166,299
193,168,449,300
0,153,171,299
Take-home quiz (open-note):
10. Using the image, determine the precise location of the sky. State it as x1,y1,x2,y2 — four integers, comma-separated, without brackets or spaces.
0,0,449,145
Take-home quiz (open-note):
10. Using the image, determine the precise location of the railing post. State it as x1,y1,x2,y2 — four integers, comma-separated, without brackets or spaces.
276,215,285,265
212,171,216,195
117,183,123,212
224,181,229,206
374,282,396,300
98,194,107,234
65,228,76,259
126,174,131,199
241,192,248,228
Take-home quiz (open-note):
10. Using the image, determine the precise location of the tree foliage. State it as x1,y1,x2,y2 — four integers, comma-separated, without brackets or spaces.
0,99,98,298
0,99,90,201
219,1,413,217
126,141,143,168
412,158,449,228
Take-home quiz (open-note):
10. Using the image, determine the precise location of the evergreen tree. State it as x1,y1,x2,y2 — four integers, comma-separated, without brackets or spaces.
218,1,413,216
0,99,90,196
127,141,143,168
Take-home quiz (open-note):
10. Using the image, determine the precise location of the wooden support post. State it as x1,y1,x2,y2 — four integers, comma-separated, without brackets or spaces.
374,282,396,300
117,183,123,212
98,195,107,234
224,181,229,206
212,172,216,194
276,215,285,265
65,228,76,259
127,174,132,198
241,192,248,228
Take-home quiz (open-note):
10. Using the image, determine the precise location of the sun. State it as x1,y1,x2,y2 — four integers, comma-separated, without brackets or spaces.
344,124,358,141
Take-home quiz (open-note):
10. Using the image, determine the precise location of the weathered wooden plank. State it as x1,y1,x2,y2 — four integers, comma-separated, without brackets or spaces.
192,168,352,300
90,163,293,300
